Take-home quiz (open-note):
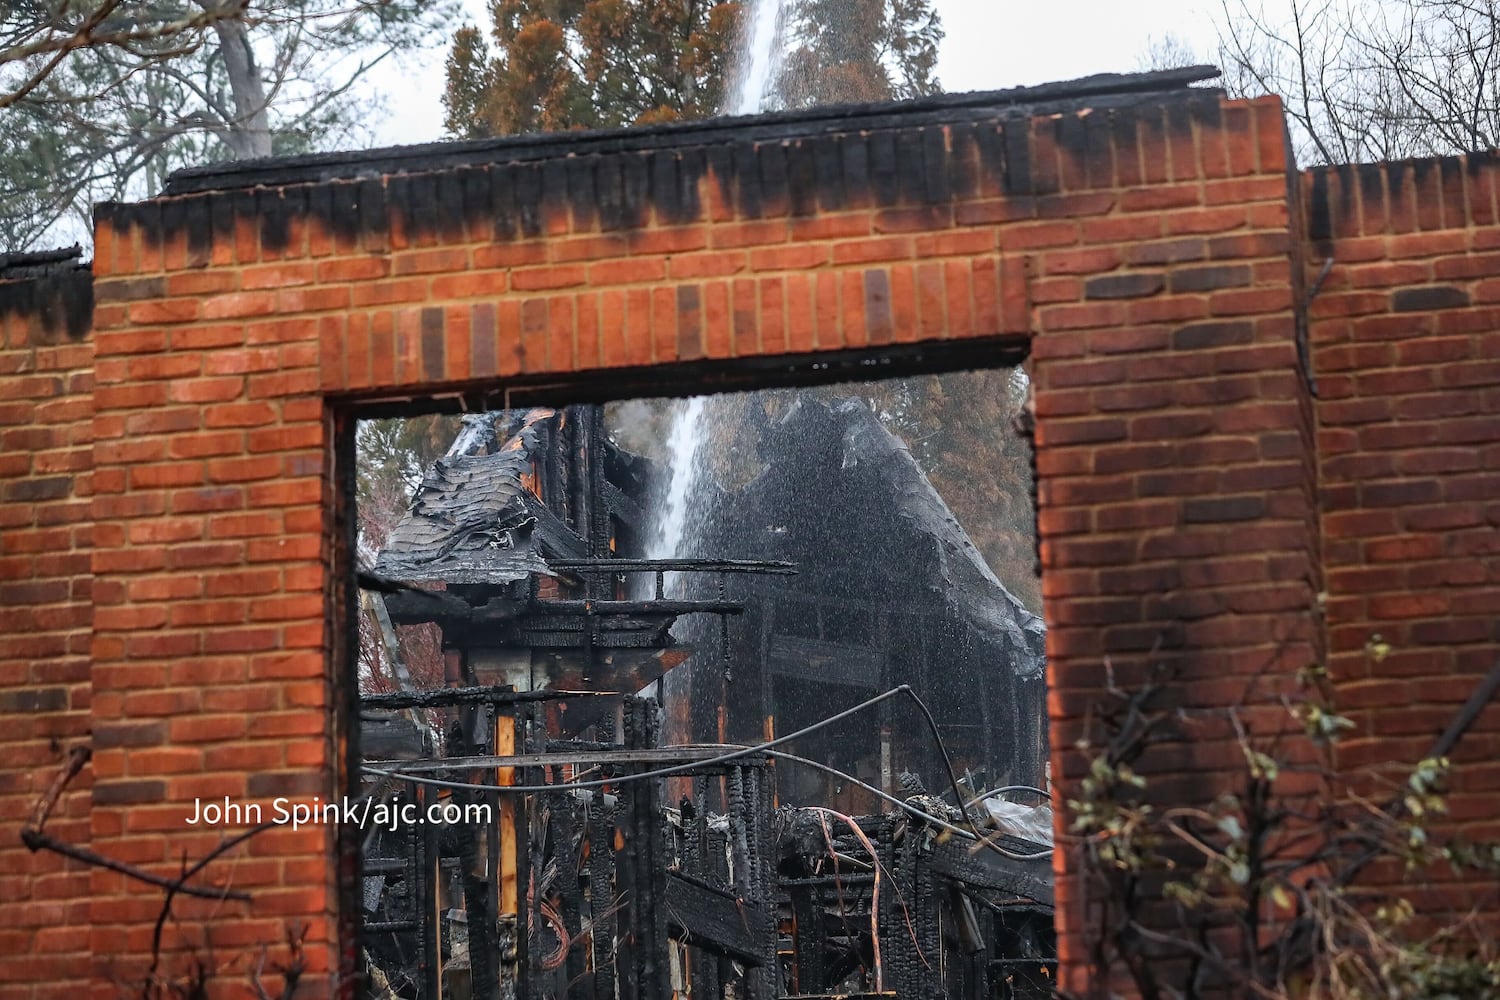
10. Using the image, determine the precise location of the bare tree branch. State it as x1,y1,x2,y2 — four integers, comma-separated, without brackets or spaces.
19,745,256,903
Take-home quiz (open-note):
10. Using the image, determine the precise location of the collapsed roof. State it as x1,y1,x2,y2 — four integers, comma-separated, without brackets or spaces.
371,409,567,586
696,395,1046,682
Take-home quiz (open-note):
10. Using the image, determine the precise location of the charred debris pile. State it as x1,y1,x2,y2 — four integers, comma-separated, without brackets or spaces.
358,394,1053,999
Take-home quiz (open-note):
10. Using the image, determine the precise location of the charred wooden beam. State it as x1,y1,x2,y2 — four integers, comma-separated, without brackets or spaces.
367,745,767,773
926,838,1054,908
519,490,589,560
790,882,827,992
360,686,607,710
382,590,522,628
548,558,796,574
662,872,773,966
599,480,643,532
528,598,745,616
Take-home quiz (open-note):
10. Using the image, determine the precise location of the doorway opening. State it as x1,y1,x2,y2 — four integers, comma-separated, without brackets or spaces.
343,347,1053,1000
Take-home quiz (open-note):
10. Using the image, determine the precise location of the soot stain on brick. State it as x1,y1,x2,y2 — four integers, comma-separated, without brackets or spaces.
786,139,819,216
1411,157,1437,187
1464,148,1500,177
258,187,290,252
974,122,1004,190
947,124,979,201
1439,156,1464,211
731,140,764,219
868,129,901,205
1385,159,1407,198
592,156,624,231
895,128,927,204
461,166,492,238
922,127,950,204
1056,113,1088,164
841,132,871,206
756,140,790,217
648,147,679,222
513,162,544,238
539,158,571,234
566,157,596,232
408,172,440,241
437,168,469,241
1002,116,1033,196
0,249,93,340
814,135,846,212
209,189,237,248
1308,168,1333,244
1165,100,1195,152
620,152,651,229
110,89,1229,255
1357,163,1387,222
672,147,707,224
1336,163,1356,235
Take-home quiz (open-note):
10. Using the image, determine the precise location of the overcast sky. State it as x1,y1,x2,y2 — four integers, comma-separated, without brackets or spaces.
367,0,1224,148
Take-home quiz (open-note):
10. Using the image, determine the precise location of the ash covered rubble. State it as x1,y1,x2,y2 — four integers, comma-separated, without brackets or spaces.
357,390,1054,1000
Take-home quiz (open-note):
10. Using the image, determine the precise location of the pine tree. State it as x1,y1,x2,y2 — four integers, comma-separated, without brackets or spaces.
443,0,741,137
441,0,943,137
779,0,942,107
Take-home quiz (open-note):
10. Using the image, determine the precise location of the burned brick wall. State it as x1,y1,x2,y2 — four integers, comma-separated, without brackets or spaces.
1019,95,1321,986
0,250,94,999
0,69,1495,1000
1306,156,1500,899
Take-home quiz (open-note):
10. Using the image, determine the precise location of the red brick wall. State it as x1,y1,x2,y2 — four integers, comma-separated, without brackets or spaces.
0,275,95,999
83,270,335,995
1026,99,1323,984
1307,157,1500,889
0,87,1494,998
80,90,1304,997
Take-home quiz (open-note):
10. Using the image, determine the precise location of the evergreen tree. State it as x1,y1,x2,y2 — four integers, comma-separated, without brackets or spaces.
779,0,941,107
443,0,740,137
441,0,942,136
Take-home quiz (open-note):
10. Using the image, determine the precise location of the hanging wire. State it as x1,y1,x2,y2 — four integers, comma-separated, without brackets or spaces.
805,806,885,992
359,683,1054,861
969,784,1051,803
361,681,971,815
364,684,920,794
764,751,1053,862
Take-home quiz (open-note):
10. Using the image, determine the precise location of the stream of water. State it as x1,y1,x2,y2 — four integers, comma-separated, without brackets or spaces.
647,394,708,570
729,0,786,115
647,0,787,567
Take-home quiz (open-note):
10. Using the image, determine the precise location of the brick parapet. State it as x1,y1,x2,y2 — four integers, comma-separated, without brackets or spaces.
1306,155,1500,868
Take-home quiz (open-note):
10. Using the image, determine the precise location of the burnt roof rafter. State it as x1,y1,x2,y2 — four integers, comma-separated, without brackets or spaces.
163,66,1223,195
